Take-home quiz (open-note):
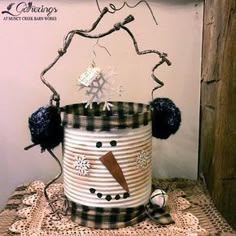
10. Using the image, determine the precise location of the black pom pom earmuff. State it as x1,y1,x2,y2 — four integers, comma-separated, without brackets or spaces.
25,105,64,218
151,98,181,139
26,106,63,151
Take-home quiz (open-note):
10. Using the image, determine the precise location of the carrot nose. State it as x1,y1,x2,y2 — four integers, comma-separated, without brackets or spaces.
99,151,129,193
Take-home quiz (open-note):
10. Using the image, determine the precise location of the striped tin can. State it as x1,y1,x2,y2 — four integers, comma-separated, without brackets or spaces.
61,102,152,228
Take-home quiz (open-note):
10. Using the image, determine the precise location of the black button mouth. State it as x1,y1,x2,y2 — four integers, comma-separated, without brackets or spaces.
89,188,130,201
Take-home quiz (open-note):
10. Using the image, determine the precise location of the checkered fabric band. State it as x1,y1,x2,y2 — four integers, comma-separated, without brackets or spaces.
60,102,151,131
145,202,174,225
66,200,174,229
67,201,147,229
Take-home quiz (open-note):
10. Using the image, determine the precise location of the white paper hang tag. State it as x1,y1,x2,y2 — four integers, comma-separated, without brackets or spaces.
78,67,101,86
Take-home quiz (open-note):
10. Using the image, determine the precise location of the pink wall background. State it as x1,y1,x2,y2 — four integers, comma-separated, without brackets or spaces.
0,0,203,209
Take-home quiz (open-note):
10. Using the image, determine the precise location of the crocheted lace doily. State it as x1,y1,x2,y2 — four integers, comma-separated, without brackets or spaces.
9,181,206,236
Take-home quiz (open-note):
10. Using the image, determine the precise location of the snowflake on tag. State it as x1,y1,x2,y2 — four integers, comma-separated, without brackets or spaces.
78,67,123,111
136,150,148,169
74,155,91,176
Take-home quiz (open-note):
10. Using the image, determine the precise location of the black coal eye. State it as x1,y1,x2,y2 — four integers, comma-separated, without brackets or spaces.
110,140,117,147
96,141,102,148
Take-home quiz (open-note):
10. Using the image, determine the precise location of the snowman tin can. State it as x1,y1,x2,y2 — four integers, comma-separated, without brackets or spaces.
62,102,152,228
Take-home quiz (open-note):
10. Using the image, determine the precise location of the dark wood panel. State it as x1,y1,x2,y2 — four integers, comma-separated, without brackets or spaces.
212,179,236,227
199,105,216,180
200,0,236,229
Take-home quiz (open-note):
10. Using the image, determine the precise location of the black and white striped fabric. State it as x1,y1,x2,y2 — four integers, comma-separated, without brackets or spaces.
61,102,151,131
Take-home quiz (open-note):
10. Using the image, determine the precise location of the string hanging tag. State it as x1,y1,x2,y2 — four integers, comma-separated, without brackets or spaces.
78,67,101,87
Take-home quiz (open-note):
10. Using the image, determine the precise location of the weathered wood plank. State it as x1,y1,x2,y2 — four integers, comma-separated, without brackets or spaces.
199,105,216,180
200,0,236,229
212,179,236,227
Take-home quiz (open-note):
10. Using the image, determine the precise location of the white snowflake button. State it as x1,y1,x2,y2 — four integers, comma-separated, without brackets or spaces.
74,155,91,176
136,150,148,169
